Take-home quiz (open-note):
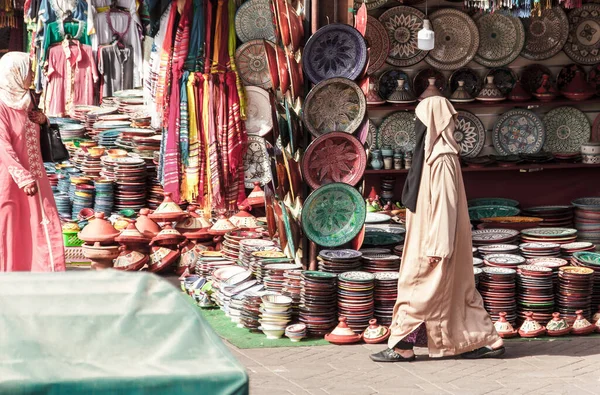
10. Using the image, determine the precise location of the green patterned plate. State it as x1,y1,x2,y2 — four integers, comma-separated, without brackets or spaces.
572,251,600,266
521,228,578,237
363,231,404,246
468,205,520,221
468,198,519,207
301,183,366,247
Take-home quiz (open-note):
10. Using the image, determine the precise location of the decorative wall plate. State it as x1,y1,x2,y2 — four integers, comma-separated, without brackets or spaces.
303,78,366,138
303,23,368,84
377,111,416,152
588,64,600,95
474,12,525,67
235,0,277,43
413,68,446,97
379,6,428,67
520,64,553,95
521,8,568,60
378,69,410,99
542,107,591,153
565,4,600,65
354,0,390,10
235,39,272,88
486,68,517,96
449,67,482,97
366,16,390,75
302,132,367,190
493,109,545,156
243,136,272,188
455,110,485,158
245,86,273,136
425,9,479,70
301,182,366,247
557,64,586,91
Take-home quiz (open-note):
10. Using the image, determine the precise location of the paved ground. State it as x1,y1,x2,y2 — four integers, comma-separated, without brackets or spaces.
226,338,600,395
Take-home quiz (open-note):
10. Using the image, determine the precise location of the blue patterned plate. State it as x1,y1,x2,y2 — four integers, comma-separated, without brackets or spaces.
492,109,545,155
303,23,367,84
468,198,519,207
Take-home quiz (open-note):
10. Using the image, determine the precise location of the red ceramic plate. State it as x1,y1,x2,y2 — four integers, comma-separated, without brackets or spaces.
263,40,280,89
275,45,290,94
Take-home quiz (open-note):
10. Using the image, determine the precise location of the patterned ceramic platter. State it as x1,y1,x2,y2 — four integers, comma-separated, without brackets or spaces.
303,78,366,138
473,12,525,67
378,69,411,99
354,0,390,10
472,228,520,242
234,0,277,43
482,267,516,275
413,68,446,97
559,266,594,275
303,23,368,84
492,109,545,155
517,264,553,273
521,8,569,60
527,257,568,268
235,39,271,88
484,254,526,265
301,182,366,247
243,136,272,188
366,120,377,150
556,64,586,91
377,111,416,152
468,197,519,207
365,224,406,234
301,132,367,190
565,4,600,65
319,249,363,261
379,6,428,67
340,271,375,282
520,64,553,95
468,205,521,221
478,244,520,254
374,271,399,281
449,67,482,97
572,197,600,210
486,68,517,96
542,107,591,153
365,212,392,224
244,86,273,136
366,16,390,75
425,9,479,70
455,110,485,158
572,251,600,266
521,228,578,237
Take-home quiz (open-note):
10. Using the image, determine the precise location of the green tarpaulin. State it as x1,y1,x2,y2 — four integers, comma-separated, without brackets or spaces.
0,271,248,395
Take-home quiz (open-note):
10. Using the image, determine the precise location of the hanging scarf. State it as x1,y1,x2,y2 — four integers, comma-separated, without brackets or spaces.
227,0,246,118
211,0,228,74
180,70,190,165
225,71,247,209
185,0,205,72
195,73,207,207
181,71,201,203
155,3,177,120
0,52,32,110
203,0,213,74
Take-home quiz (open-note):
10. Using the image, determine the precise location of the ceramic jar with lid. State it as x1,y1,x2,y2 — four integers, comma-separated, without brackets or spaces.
78,212,120,244
518,311,546,338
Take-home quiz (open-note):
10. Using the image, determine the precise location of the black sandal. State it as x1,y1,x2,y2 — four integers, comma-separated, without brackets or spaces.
461,346,505,359
370,348,416,363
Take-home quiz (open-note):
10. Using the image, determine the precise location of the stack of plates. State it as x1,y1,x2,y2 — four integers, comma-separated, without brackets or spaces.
571,252,600,308
483,254,525,270
282,269,302,320
373,272,399,327
101,156,147,212
516,265,554,325
521,228,578,245
91,121,131,140
338,271,375,333
130,112,152,128
72,105,100,124
561,242,596,261
359,248,391,256
240,293,263,332
97,130,121,148
98,113,130,123
572,198,600,246
477,244,520,256
116,128,156,151
93,180,114,215
222,231,262,263
474,267,483,286
195,252,235,276
473,257,484,268
57,123,86,141
147,152,163,209
249,251,287,280
393,244,403,257
478,267,517,325
80,153,103,179
522,206,574,228
519,242,561,258
71,181,94,219
361,254,401,273
101,97,117,106
264,263,302,294
217,270,255,312
557,266,594,323
528,257,569,291
132,134,161,159
299,271,338,337
472,229,520,247
239,239,277,267
54,193,72,219
87,107,118,130
317,249,362,274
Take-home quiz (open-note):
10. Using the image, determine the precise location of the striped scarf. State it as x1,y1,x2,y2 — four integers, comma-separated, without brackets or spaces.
227,0,246,119
180,70,190,165
181,72,201,203
225,71,247,210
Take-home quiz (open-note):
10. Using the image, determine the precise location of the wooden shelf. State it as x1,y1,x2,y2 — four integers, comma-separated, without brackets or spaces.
364,162,600,175
367,97,600,112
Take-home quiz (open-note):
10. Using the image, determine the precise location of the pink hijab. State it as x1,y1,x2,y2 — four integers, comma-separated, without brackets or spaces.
0,52,32,111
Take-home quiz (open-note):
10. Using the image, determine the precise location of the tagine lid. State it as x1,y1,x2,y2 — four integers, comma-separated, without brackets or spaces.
518,311,546,337
362,318,390,344
418,77,443,101
175,206,211,233
572,309,596,335
113,249,149,271
546,312,572,336
230,209,259,229
209,215,238,235
324,317,362,344
148,245,181,273
148,193,188,221
115,220,150,244
493,312,518,338
135,208,161,237
78,212,120,243
246,182,266,206
151,224,187,245
508,80,532,101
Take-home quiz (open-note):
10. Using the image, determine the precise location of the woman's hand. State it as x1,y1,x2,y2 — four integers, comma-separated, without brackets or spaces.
28,110,47,125
428,256,442,267
23,182,38,196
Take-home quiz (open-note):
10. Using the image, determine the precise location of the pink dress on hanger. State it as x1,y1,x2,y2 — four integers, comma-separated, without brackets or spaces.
0,101,66,272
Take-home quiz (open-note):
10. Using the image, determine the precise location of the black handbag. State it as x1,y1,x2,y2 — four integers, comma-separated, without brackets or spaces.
30,91,69,163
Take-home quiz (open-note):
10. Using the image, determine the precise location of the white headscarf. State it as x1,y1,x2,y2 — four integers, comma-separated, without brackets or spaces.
0,52,32,111
415,96,460,165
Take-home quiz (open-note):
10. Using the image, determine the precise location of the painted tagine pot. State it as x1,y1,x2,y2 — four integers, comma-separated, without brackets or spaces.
175,205,212,240
81,242,120,270
113,248,149,271
418,77,443,101
115,220,150,246
546,312,572,337
209,215,238,236
178,241,209,276
572,310,596,336
245,182,266,208
518,311,546,338
150,224,187,247
135,208,161,238
148,192,188,222
593,305,600,324
230,208,260,230
325,317,362,345
494,312,518,338
148,246,181,273
78,212,120,244
508,79,532,102
362,319,390,344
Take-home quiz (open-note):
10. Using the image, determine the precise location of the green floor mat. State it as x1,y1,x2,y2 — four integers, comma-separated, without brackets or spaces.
198,308,330,349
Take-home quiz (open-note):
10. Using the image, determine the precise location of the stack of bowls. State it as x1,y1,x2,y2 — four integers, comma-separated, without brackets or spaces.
520,242,561,258
528,257,569,291
571,252,600,308
71,178,94,220
250,250,287,280
263,263,302,293
299,271,338,337
361,254,401,273
239,239,277,268
373,272,399,326
317,249,362,274
285,324,307,342
483,254,526,270
240,293,263,332
572,198,600,246
516,265,555,325
93,179,114,215
557,266,595,323
522,206,574,228
259,295,293,339
282,269,302,319
478,267,517,325
338,271,375,333
55,193,72,220
561,242,596,261
521,228,578,246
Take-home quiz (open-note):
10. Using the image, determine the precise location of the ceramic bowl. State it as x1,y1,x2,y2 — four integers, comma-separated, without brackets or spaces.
260,326,285,339
286,333,305,342
108,148,128,158
581,143,600,155
262,294,293,306
259,322,288,331
261,304,291,313
87,146,106,157
582,154,600,164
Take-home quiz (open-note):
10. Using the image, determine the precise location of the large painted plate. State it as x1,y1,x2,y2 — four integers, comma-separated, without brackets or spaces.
379,6,428,67
521,228,578,238
492,109,545,155
377,111,416,153
354,0,390,10
243,136,272,188
303,23,368,84
542,107,591,153
235,39,271,88
303,78,366,138
365,16,390,75
455,110,485,158
301,183,367,247
426,9,479,70
564,4,600,65
235,0,277,43
473,12,525,67
472,228,520,243
521,7,568,60
301,132,367,190
244,86,273,136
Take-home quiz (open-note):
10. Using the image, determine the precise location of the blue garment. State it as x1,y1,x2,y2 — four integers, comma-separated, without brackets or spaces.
185,0,204,72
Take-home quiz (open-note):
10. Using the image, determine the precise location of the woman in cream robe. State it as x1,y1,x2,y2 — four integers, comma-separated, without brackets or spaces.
371,96,503,362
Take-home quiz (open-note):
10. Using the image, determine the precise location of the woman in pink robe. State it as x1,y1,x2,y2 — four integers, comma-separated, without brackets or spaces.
0,52,66,272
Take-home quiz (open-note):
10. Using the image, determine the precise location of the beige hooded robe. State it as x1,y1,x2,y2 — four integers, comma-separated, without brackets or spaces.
387,96,499,357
